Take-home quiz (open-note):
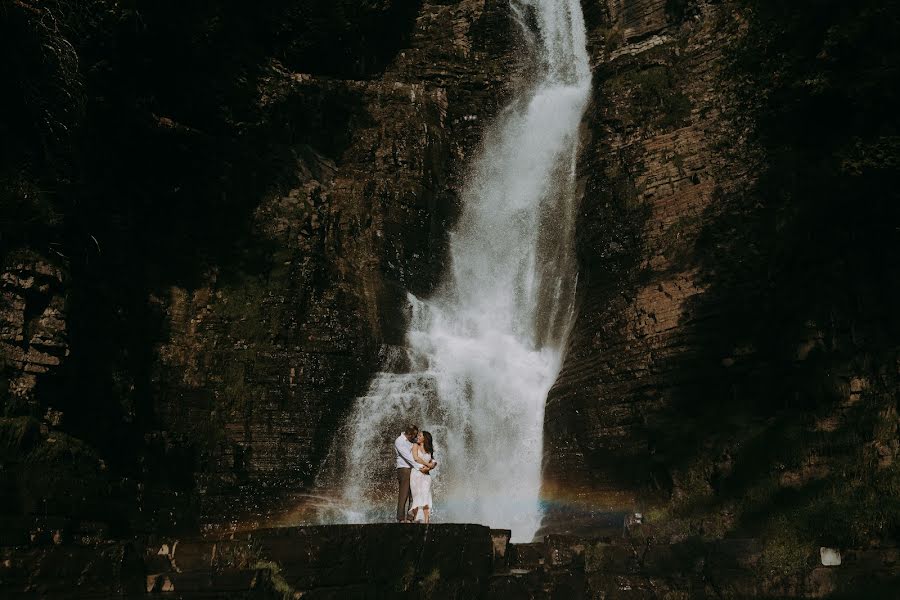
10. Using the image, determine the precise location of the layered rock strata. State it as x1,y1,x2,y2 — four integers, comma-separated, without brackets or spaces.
151,0,521,530
2,2,898,594
545,0,752,523
0,0,519,534
543,0,900,574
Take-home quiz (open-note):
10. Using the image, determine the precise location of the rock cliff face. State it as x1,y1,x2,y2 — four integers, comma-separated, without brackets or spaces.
1,0,519,534
2,0,899,593
544,0,900,575
3,522,896,597
545,0,755,519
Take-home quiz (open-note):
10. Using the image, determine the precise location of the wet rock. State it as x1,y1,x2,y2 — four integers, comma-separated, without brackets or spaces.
0,253,68,413
508,542,546,571
545,534,587,568
542,4,900,574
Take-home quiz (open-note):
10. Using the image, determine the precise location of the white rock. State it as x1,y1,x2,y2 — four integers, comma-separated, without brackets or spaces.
820,547,841,566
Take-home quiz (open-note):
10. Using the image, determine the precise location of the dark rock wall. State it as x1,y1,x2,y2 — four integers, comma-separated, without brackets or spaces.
544,0,900,575
2,4,899,591
545,0,752,516
1,0,519,535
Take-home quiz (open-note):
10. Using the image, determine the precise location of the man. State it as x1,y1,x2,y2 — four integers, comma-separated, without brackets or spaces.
394,424,430,522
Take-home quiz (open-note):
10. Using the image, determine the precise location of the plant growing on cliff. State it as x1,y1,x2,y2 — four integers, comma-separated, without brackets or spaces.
0,417,40,458
757,516,812,578
666,0,693,22
606,65,692,130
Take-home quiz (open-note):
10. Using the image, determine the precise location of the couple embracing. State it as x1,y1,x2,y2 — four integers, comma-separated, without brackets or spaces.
394,425,437,523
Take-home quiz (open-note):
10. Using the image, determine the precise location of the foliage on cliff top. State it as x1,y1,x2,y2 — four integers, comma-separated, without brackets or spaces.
1,415,102,465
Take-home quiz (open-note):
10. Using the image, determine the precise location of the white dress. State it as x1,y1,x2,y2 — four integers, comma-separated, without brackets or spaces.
410,449,433,516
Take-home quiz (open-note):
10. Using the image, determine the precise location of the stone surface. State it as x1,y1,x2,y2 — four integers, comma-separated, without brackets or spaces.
0,524,495,598
1,0,898,596
542,0,900,562
8,522,891,598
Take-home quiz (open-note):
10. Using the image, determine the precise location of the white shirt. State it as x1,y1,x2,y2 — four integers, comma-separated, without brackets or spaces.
395,433,424,470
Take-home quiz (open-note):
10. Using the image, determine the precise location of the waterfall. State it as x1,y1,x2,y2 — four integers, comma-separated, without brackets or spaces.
313,0,591,542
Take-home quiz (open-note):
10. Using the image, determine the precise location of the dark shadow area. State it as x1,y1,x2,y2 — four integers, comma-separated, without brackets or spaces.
0,0,421,535
541,61,654,507
645,0,900,564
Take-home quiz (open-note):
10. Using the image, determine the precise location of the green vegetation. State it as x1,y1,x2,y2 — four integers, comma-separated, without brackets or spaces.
0,416,40,458
26,429,100,464
0,415,120,524
644,381,900,583
665,0,691,22
253,560,298,599
606,65,692,129
419,568,442,596
758,516,813,577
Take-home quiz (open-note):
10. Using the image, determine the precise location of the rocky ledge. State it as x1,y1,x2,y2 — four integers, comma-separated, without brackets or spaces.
2,522,897,598
1,523,495,598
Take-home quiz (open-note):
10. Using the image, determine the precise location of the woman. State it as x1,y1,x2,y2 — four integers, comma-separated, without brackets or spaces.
409,431,437,523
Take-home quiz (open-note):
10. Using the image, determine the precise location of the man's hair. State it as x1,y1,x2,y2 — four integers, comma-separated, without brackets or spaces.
404,424,419,437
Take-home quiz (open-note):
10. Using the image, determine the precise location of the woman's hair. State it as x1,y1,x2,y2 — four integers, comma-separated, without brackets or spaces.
421,431,435,458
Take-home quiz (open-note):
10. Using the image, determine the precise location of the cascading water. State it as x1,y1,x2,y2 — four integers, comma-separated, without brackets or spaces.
313,0,591,542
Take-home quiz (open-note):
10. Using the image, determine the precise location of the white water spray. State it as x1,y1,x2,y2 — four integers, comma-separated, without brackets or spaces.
313,0,591,542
